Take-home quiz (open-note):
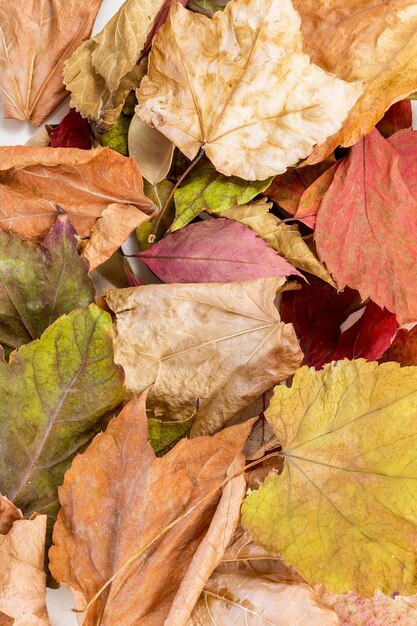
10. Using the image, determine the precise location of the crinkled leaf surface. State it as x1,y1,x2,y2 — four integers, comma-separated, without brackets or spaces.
0,0,101,125
138,218,299,283
137,0,361,179
315,129,417,323
171,160,271,232
242,359,417,595
0,215,94,354
0,305,124,519
50,394,251,626
294,0,417,163
382,325,417,366
50,109,92,150
105,279,303,435
0,515,49,626
0,146,154,270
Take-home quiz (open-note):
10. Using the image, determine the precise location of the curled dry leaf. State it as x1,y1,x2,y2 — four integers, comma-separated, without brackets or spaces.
0,146,154,270
137,0,361,180
382,325,417,366
0,515,49,625
128,113,175,185
49,394,251,626
105,279,303,435
0,0,101,125
376,100,413,138
0,495,22,535
242,359,417,596
294,0,417,162
49,109,92,150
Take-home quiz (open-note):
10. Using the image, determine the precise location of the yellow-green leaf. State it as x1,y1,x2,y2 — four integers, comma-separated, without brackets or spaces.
241,359,417,596
148,413,195,456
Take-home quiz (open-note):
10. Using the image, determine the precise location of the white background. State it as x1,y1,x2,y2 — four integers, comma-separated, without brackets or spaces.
1,1,417,623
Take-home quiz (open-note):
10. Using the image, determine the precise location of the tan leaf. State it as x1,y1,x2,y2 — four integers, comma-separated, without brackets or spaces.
49,393,252,626
25,127,50,148
0,1,101,125
0,146,154,267
222,199,336,286
0,515,49,625
294,0,417,163
137,0,361,180
64,0,165,128
0,495,22,535
128,115,175,185
105,279,303,435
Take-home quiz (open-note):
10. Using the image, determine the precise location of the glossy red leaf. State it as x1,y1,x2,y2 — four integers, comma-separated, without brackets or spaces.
50,108,92,149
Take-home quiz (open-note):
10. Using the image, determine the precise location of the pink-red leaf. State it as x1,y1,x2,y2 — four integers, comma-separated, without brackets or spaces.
50,109,92,149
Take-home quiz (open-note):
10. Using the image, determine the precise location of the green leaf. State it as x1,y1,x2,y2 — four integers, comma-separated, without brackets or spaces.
0,215,94,356
188,0,229,18
148,413,195,456
241,359,417,596
171,160,272,231
137,180,175,249
0,304,125,520
101,116,131,156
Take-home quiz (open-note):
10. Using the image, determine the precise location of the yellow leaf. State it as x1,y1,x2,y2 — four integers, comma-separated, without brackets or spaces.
137,0,361,180
294,0,417,163
242,359,417,596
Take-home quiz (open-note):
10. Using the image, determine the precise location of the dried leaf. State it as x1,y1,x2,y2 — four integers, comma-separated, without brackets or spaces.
294,163,339,228
137,218,300,283
49,109,92,149
128,115,175,185
187,0,228,18
49,394,251,625
376,100,413,138
0,1,101,125
105,279,303,435
0,146,154,268
315,128,417,323
25,127,51,148
0,495,22,535
0,515,49,625
294,0,417,162
222,200,335,286
137,180,175,247
148,414,195,456
0,215,94,355
171,160,271,232
137,0,361,179
242,359,417,595
0,305,124,520
382,325,417,366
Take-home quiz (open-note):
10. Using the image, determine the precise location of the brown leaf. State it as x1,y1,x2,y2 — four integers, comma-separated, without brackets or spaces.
0,495,22,535
0,146,155,269
293,0,417,162
105,279,303,435
0,515,49,625
0,1,102,125
49,393,252,626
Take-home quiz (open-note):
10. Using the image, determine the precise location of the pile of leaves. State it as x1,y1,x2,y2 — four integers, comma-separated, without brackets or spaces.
2,0,417,623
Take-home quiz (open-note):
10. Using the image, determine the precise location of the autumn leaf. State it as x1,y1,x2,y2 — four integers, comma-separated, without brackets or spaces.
171,160,271,232
315,128,417,323
0,1,102,125
187,0,228,18
382,325,417,366
294,163,339,228
0,513,49,625
222,200,336,286
293,0,417,162
49,393,251,625
0,146,154,270
49,109,92,150
242,359,417,595
105,279,303,435
0,495,22,535
148,414,195,456
137,0,361,180
128,115,175,185
0,305,124,521
0,215,94,355
136,219,300,283
376,100,413,138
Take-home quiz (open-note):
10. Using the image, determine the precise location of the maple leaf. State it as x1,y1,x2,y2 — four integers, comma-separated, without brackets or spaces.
49,109,92,150
242,359,417,595
49,393,251,625
136,218,300,283
0,146,154,270
0,1,102,126
170,160,271,232
0,215,94,355
105,279,303,435
293,0,417,163
0,512,49,625
0,305,124,521
280,277,398,368
314,128,417,323
382,325,417,366
137,0,361,180
222,200,336,286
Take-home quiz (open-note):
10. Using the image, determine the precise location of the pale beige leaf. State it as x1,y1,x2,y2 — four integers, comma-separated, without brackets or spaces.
64,0,164,128
128,115,174,185
0,1,101,125
105,279,303,435
0,515,49,626
222,200,336,286
25,127,50,148
137,0,361,180
188,573,338,626
294,0,417,162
